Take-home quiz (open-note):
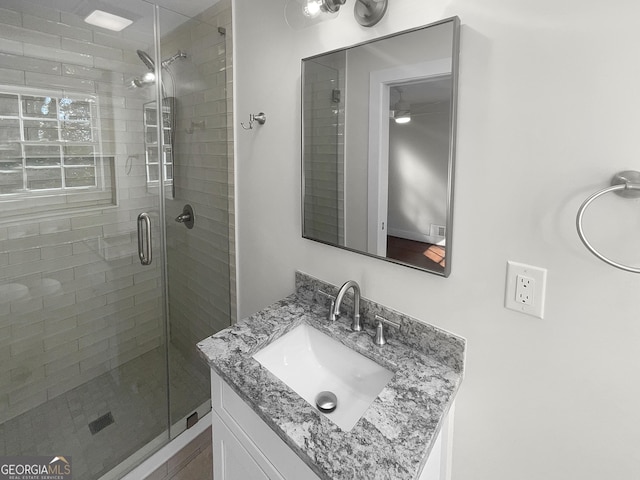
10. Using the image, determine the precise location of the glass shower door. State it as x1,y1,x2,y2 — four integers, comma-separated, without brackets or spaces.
0,0,232,477
156,5,232,437
0,1,171,478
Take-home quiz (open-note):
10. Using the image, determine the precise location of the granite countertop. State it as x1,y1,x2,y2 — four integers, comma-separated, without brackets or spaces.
197,272,466,480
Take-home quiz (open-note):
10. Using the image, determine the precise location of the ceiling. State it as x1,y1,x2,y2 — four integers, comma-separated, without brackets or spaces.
3,0,218,18
391,77,452,108
151,0,221,18
3,0,222,45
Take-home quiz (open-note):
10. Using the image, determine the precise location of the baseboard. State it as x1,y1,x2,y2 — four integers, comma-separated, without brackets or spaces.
388,227,443,245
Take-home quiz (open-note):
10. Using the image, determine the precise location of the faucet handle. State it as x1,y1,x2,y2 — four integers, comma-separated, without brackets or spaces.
329,299,337,321
318,290,338,321
374,320,386,346
374,315,400,346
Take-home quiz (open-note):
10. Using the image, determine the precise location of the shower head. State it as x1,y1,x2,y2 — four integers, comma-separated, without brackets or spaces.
131,49,186,89
137,49,155,70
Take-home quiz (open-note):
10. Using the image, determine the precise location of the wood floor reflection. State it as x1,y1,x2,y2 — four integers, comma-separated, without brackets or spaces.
386,236,445,273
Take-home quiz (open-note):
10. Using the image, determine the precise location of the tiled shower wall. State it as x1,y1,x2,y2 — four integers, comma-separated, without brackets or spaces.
161,0,234,369
303,57,344,246
0,3,164,423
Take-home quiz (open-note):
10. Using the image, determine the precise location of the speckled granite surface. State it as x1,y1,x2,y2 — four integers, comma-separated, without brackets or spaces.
197,272,466,480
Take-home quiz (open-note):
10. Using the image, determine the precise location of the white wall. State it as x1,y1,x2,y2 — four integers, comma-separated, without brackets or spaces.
233,1,640,479
388,107,449,242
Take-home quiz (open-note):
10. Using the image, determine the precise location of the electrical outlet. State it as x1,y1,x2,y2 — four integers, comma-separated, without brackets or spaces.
515,274,534,305
505,261,547,318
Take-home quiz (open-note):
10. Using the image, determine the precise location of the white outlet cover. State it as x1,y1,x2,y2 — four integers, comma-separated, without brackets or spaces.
505,261,547,318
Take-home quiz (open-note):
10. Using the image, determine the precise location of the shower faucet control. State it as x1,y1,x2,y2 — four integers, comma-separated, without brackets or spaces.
175,204,195,229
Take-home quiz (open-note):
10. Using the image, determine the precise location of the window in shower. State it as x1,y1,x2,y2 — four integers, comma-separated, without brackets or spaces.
143,100,173,187
0,89,104,193
0,87,115,219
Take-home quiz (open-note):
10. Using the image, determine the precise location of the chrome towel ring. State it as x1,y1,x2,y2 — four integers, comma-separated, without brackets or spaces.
576,170,640,273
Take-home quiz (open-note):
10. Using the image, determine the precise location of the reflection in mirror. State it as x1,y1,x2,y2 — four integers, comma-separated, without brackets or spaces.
385,79,451,273
302,17,460,276
144,98,175,198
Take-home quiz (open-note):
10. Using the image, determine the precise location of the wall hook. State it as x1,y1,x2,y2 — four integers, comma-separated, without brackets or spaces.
241,112,266,130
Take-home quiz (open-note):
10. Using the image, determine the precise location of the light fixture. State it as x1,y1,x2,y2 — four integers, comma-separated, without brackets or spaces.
303,0,322,17
285,0,388,29
285,0,346,29
391,87,411,124
354,0,388,27
305,0,346,16
84,9,133,32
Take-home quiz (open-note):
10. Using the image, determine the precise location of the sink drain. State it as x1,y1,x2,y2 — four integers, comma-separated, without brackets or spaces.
315,391,337,413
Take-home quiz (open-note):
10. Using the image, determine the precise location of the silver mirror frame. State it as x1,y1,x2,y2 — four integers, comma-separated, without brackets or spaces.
301,16,461,277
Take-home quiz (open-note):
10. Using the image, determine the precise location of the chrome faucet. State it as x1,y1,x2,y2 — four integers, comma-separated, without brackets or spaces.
330,280,362,331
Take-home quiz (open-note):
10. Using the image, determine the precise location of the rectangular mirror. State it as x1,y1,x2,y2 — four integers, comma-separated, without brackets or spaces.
302,17,460,276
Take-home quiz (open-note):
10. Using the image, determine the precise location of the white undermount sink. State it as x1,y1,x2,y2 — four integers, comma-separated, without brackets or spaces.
252,323,394,431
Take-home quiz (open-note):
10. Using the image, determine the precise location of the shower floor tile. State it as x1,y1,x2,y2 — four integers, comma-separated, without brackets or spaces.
0,343,210,480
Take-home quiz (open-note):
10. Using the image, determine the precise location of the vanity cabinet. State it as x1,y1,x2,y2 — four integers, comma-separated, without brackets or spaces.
200,273,465,480
210,370,452,480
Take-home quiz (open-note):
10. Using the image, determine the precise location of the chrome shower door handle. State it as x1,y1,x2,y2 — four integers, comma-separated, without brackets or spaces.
137,212,152,265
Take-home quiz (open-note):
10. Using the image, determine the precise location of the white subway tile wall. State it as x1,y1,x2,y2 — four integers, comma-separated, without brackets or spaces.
303,56,345,245
0,2,164,423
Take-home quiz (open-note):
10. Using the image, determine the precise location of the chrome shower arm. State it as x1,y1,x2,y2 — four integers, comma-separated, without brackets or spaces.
161,50,187,68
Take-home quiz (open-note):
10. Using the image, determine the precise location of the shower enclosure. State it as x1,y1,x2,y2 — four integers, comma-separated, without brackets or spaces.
0,0,232,478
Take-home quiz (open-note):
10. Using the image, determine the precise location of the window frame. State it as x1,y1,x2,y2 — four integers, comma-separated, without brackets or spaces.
143,99,173,188
0,85,106,197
